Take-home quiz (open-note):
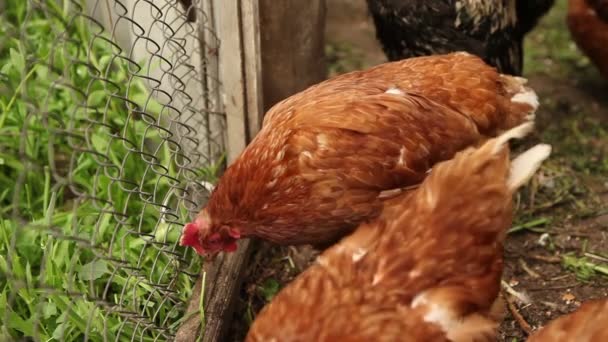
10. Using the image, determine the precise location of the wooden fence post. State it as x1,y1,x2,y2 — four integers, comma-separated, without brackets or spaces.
259,0,327,111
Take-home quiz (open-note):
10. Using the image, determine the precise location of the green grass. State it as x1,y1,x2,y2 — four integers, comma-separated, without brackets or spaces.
325,42,366,77
562,253,608,281
523,0,594,77
0,1,221,340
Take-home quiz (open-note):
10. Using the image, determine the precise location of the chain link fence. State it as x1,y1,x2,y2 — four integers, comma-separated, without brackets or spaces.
0,0,226,340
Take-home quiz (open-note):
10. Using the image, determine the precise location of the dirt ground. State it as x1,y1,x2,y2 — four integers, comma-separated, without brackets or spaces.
229,1,608,340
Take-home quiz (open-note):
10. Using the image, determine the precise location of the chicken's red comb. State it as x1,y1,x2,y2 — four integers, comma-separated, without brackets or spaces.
180,222,200,247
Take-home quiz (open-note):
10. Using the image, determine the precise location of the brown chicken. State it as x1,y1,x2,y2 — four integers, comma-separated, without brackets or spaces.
568,0,608,79
527,299,608,342
180,52,539,256
246,122,552,341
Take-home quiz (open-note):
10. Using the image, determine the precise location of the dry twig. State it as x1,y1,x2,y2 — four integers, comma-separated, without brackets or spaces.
519,258,541,278
504,291,534,335
529,254,561,263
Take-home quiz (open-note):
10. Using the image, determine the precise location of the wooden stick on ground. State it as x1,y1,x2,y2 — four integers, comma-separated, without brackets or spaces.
504,291,534,335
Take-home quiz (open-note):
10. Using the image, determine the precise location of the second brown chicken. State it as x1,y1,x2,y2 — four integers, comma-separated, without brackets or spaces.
246,122,551,341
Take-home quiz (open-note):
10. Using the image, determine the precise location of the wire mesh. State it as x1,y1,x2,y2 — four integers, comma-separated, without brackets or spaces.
0,0,225,340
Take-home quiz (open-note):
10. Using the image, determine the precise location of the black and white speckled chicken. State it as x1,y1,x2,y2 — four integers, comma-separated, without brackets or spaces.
366,0,555,75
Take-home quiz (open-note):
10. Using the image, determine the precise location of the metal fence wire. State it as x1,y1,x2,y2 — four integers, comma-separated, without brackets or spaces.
0,0,226,340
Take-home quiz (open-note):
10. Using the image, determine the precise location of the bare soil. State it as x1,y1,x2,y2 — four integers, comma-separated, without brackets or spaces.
229,1,608,341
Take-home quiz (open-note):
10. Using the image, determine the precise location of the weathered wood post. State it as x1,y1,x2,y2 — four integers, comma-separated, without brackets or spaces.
259,0,327,111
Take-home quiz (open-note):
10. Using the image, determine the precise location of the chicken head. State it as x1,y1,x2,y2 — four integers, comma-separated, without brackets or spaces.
180,211,242,256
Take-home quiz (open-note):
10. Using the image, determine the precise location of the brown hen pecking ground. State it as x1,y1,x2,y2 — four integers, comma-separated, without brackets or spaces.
228,0,608,341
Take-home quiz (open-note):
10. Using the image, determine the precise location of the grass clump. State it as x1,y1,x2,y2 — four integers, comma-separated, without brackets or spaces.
0,1,221,340
562,253,608,281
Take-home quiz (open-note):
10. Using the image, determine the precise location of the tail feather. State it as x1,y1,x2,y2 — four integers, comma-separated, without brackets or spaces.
509,76,540,111
491,121,535,154
508,144,552,191
498,75,539,128
484,121,551,190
